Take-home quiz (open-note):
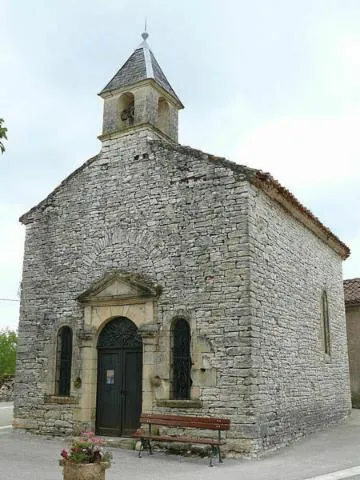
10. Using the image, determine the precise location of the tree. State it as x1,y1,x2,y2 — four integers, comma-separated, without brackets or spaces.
0,118,8,153
0,329,17,379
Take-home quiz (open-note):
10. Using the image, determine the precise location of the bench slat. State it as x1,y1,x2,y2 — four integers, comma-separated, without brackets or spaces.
140,413,229,424
140,414,230,430
140,419,227,430
133,432,225,446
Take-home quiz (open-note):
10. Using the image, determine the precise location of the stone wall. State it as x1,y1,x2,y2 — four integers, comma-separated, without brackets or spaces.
248,185,351,453
14,129,350,455
345,305,360,407
15,130,254,447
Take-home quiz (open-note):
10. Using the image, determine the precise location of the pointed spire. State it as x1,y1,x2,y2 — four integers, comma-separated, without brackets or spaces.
99,31,183,107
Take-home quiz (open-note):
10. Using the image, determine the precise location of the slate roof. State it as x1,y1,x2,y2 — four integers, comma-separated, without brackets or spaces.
344,279,360,305
100,34,182,106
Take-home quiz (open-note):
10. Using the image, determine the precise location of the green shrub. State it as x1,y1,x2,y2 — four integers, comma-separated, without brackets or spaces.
0,329,17,380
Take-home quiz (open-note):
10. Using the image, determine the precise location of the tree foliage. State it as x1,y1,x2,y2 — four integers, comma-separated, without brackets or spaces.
0,329,17,379
0,118,8,154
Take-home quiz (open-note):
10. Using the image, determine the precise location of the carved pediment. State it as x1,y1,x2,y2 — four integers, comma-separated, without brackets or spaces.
77,271,160,305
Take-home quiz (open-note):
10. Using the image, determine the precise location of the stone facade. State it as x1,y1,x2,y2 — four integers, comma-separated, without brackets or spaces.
344,279,360,407
14,34,351,457
248,187,350,452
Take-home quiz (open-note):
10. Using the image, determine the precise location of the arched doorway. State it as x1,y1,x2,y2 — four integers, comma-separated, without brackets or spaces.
96,317,142,436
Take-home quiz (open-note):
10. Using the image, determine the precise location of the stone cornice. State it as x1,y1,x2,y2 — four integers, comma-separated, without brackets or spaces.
98,78,184,109
98,122,176,144
77,271,161,305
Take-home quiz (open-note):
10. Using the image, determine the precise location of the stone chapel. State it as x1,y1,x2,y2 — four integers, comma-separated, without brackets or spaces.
14,32,351,456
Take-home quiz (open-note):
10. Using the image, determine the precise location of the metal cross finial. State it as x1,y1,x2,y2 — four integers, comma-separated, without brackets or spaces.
142,18,149,40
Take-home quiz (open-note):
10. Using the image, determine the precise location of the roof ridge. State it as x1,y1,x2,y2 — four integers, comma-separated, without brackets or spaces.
142,44,154,78
148,139,258,177
149,139,349,259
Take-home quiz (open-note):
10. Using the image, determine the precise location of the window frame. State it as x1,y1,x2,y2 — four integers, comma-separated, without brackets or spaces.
170,318,192,400
321,290,331,356
55,326,73,397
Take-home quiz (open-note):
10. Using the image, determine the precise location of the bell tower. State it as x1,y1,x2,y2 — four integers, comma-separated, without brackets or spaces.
98,32,184,143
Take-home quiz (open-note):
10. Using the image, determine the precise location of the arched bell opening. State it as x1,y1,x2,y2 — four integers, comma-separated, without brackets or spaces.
118,92,135,130
157,97,170,135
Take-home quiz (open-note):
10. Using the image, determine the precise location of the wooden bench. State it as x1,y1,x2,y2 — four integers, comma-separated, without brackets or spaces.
133,413,230,467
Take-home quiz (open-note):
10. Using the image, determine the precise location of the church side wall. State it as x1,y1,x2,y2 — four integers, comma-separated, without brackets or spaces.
248,185,351,453
148,144,256,455
345,305,360,407
14,133,256,453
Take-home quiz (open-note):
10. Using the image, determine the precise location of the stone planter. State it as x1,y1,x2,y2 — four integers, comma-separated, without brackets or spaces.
61,461,110,480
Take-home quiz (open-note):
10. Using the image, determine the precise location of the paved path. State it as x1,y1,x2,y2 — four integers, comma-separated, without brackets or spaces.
0,401,13,429
1,408,360,480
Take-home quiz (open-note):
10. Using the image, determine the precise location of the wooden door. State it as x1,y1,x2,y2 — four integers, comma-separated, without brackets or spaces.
96,317,142,436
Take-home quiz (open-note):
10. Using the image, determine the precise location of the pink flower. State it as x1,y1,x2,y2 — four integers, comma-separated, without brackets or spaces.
60,449,69,459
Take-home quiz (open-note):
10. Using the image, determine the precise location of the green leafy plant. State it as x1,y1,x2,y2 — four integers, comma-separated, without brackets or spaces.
60,432,112,465
0,329,17,380
0,118,7,154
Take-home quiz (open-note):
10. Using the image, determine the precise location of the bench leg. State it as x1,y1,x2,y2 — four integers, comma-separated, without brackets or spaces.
138,438,146,458
218,446,223,464
209,446,223,466
209,446,216,467
138,439,143,458
138,438,153,458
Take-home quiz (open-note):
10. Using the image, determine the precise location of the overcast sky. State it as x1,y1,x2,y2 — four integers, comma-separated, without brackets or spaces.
1,0,359,331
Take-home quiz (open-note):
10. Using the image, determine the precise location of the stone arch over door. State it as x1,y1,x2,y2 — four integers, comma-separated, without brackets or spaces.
96,317,142,436
76,271,160,433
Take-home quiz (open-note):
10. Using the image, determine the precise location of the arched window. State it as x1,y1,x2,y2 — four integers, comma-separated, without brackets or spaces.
171,318,192,399
56,326,73,396
157,98,170,135
119,92,135,129
321,291,331,355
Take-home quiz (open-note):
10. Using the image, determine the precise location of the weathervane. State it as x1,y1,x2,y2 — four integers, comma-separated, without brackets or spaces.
142,17,149,41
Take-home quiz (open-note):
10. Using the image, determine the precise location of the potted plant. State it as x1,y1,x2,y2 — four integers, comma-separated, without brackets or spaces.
60,431,112,480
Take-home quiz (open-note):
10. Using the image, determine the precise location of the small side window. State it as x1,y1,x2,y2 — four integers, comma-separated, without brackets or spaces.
171,318,192,399
55,326,73,396
321,291,331,355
